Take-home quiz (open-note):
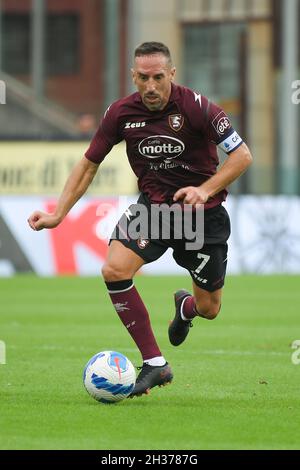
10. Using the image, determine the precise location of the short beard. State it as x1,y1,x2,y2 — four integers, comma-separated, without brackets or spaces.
142,97,163,111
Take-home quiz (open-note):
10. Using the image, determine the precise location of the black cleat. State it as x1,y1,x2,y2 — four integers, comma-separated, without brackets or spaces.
168,290,193,346
129,362,173,397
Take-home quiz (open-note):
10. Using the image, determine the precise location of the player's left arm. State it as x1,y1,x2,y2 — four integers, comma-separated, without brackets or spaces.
174,94,252,205
174,143,252,204
201,142,252,197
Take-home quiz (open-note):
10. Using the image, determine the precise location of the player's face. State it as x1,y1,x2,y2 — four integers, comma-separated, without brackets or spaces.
132,54,176,111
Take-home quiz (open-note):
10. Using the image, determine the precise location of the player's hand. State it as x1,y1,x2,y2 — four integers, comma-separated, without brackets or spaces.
27,211,61,231
173,186,209,205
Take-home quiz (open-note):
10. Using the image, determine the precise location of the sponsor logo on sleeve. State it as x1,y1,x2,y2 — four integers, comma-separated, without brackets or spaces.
212,111,231,136
168,114,184,132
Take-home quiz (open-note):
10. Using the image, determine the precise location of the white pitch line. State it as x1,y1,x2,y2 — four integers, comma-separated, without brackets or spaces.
7,345,289,357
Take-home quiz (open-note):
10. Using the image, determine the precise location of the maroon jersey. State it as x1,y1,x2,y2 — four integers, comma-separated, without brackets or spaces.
85,83,243,209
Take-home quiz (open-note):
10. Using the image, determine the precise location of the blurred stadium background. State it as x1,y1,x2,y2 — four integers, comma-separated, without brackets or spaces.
1,0,300,452
0,0,299,276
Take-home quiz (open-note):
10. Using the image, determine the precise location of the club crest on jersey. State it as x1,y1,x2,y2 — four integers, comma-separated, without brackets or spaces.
168,114,184,132
212,111,231,136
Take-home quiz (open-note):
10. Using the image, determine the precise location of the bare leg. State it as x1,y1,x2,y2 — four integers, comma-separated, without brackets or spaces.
102,240,145,281
192,282,222,320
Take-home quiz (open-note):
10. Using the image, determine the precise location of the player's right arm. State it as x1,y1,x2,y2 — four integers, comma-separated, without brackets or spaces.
28,156,99,231
28,101,122,231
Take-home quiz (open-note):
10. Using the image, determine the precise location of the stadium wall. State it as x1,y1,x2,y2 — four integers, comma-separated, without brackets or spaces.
0,195,299,277
0,141,137,196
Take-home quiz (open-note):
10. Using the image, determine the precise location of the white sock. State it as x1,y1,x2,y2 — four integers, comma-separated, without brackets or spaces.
180,296,190,321
144,356,166,367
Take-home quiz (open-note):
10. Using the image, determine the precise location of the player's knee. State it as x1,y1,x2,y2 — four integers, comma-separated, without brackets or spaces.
207,302,221,320
101,263,126,282
196,299,221,320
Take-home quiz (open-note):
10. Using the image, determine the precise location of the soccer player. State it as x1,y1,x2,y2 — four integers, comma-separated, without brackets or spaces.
28,42,252,397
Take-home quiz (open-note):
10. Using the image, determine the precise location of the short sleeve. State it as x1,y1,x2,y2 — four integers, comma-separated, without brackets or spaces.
206,101,243,154
85,102,123,164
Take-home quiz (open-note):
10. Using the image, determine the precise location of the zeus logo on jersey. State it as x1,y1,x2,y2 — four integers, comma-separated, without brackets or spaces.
138,135,185,160
125,121,146,129
212,111,231,136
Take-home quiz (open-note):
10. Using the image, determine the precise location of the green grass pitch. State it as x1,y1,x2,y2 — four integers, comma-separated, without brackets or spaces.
0,275,300,450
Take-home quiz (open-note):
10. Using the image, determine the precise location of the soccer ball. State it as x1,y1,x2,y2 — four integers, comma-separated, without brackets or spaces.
83,351,136,404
